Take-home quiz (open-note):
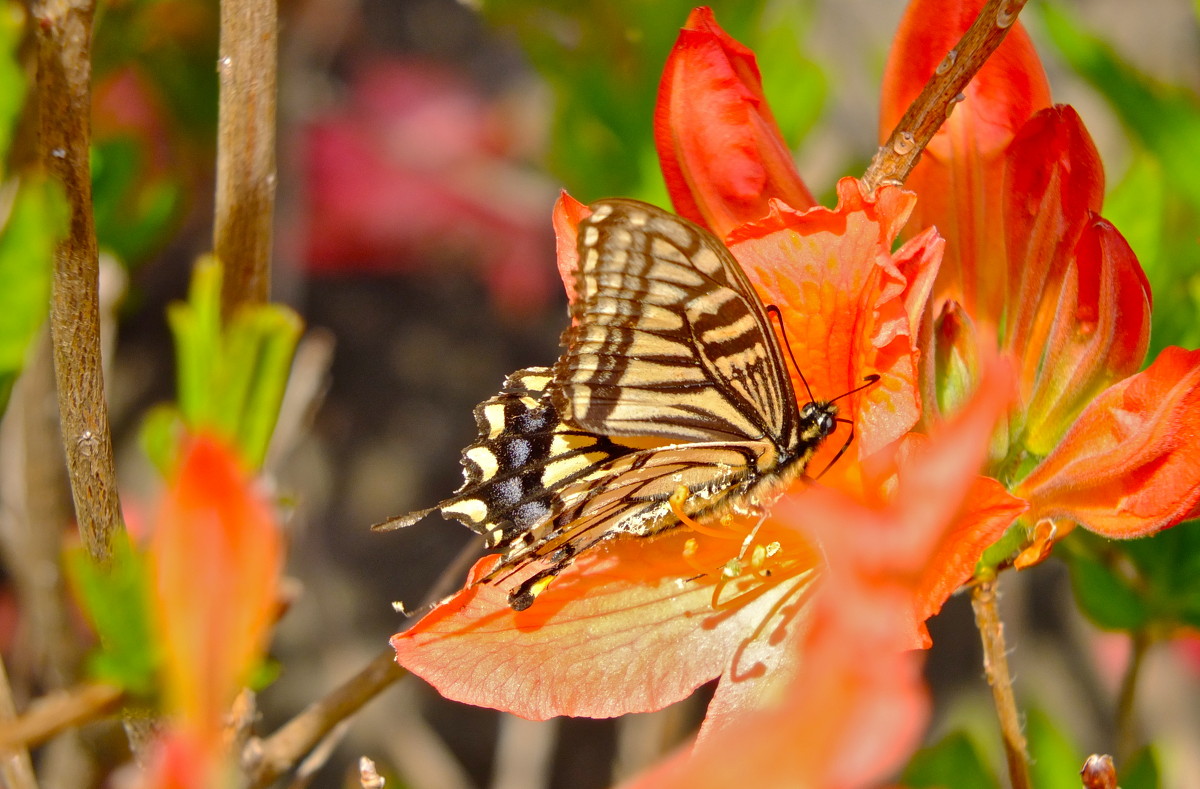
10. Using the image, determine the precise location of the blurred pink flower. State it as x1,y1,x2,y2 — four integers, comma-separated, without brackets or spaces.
302,59,557,315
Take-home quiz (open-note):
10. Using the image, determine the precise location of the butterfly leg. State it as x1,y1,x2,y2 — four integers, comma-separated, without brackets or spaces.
668,486,739,539
505,543,580,611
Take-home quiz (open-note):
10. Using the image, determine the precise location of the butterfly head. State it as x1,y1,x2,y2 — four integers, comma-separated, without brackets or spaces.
798,400,839,444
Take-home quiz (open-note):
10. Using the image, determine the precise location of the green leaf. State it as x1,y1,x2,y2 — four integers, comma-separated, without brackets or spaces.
1059,521,1200,633
902,730,999,789
65,533,159,697
0,178,67,415
480,1,791,203
138,403,185,476
1058,532,1150,631
91,138,182,265
1122,746,1162,789
1025,707,1082,789
754,3,826,152
1104,153,1164,279
0,2,24,165
1120,519,1200,630
168,256,222,429
225,306,303,468
164,256,302,469
1041,3,1200,213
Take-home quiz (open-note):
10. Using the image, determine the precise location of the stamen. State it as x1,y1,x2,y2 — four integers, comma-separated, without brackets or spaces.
681,537,712,577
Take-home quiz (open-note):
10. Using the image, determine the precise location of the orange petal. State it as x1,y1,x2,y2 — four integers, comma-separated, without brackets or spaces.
151,434,283,744
1003,106,1105,364
621,598,928,789
881,0,1050,325
728,179,937,458
1016,346,1200,537
1022,216,1150,454
552,190,590,308
391,528,815,720
655,7,814,238
141,732,219,789
623,357,1017,789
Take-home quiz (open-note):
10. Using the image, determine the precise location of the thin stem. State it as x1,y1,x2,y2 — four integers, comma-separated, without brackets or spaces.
1114,630,1150,765
0,656,38,789
244,647,405,787
214,0,278,314
33,0,123,564
861,0,1030,191
0,683,123,752
971,578,1031,789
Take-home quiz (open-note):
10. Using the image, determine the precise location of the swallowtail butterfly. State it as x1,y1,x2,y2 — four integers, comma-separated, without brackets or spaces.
389,199,868,610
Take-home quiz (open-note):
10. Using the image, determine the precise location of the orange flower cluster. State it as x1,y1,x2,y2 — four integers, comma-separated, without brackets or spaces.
394,1,1200,786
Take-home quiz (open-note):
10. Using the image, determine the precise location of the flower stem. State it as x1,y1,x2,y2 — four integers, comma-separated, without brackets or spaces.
0,655,38,789
34,0,124,565
214,0,277,314
862,0,1030,191
1114,629,1150,765
244,647,405,787
0,682,123,752
971,577,1031,789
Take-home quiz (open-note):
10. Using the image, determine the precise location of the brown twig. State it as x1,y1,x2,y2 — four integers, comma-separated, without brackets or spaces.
33,0,123,565
244,648,405,787
214,0,277,314
860,0,1030,191
0,656,38,789
0,683,123,752
971,578,1031,789
1114,630,1150,765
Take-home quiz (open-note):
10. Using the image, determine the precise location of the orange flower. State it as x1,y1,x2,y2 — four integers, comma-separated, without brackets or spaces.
149,433,283,750
881,0,1200,548
619,361,1018,789
393,10,1020,731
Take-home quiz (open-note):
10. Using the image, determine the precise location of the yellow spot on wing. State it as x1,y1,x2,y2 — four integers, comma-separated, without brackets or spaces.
442,498,488,525
465,446,499,481
482,403,506,439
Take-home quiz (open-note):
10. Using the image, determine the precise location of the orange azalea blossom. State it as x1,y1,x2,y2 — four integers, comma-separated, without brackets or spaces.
881,0,1200,550
148,433,283,778
620,361,1018,789
392,7,1023,731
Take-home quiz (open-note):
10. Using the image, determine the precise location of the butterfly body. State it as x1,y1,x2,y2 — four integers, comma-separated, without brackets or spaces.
396,199,849,610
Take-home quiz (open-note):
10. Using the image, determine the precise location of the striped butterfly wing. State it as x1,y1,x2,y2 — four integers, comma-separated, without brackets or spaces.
398,198,836,610
557,198,800,446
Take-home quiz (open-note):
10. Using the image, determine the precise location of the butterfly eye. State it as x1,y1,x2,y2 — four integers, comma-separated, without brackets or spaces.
819,412,836,435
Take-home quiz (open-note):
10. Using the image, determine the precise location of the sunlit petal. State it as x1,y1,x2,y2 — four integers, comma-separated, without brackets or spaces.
656,7,814,238
1016,346,1200,537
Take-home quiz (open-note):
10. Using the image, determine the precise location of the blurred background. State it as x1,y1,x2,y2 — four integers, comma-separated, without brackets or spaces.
4,0,1200,786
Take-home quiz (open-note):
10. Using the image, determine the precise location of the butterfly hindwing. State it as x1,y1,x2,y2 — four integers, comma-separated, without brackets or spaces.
438,366,635,550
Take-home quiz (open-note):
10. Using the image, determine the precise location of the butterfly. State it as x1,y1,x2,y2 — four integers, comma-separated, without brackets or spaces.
387,198,872,611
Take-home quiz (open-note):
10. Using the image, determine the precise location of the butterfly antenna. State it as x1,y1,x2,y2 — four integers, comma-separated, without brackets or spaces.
814,376,882,480
831,373,881,404
766,304,817,403
816,418,857,479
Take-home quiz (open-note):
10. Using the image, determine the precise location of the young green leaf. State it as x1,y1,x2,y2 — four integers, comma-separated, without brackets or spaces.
65,533,159,697
1122,746,1162,789
162,256,302,469
0,178,67,415
902,730,999,789
1025,707,1083,789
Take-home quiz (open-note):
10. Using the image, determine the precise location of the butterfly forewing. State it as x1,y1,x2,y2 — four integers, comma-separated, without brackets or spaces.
558,199,799,446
